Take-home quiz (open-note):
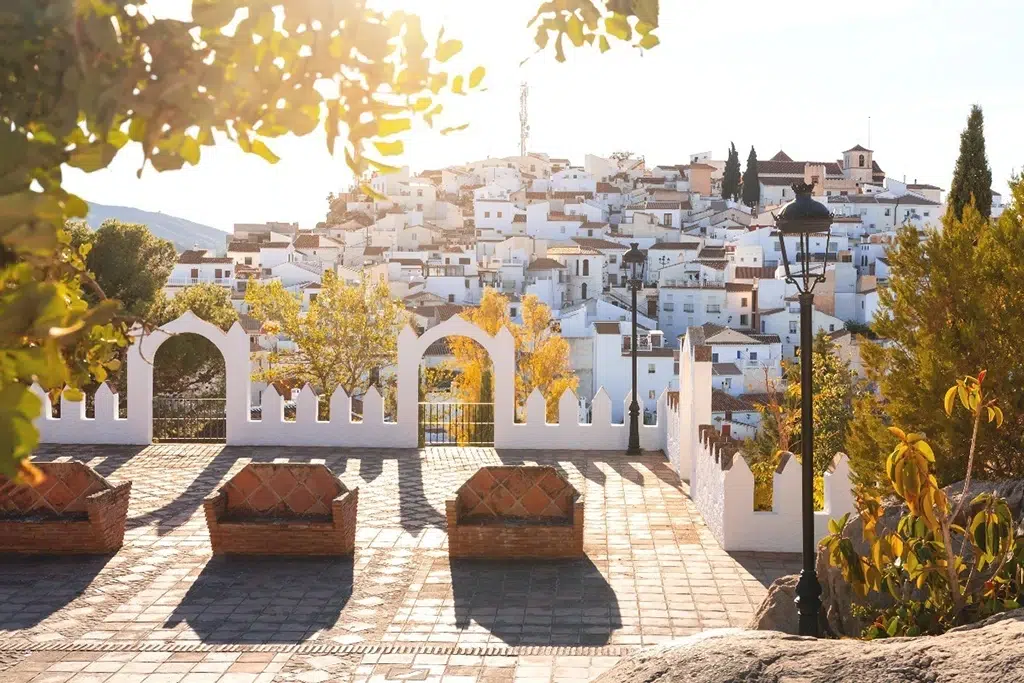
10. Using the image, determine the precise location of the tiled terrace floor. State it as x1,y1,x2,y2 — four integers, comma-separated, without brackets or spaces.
0,445,799,683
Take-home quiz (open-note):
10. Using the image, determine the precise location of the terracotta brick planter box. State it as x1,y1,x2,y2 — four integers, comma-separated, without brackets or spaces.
204,463,357,556
0,460,131,554
446,465,584,560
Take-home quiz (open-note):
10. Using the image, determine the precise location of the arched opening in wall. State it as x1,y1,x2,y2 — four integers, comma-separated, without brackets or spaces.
152,333,226,442
581,282,588,300
418,335,494,446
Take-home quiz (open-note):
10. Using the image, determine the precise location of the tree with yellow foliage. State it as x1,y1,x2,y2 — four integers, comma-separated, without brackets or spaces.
452,289,578,421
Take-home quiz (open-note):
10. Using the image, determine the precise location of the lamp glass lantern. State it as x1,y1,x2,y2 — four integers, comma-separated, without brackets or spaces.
622,242,646,289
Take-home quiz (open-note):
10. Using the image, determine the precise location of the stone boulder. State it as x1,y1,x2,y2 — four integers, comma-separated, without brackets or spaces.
750,479,1024,637
597,609,1024,683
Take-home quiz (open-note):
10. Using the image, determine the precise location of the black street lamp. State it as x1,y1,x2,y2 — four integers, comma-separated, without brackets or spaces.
622,242,647,455
774,182,833,638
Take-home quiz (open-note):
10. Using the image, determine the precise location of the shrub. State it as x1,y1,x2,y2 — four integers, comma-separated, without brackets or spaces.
821,372,1023,638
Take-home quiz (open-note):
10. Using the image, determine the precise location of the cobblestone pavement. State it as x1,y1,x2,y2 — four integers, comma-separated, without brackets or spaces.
0,445,799,683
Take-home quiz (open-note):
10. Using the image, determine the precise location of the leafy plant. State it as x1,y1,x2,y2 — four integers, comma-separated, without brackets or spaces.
2,0,662,481
821,372,1023,639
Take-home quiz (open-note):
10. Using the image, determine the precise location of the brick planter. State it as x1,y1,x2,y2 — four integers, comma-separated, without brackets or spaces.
446,465,584,559
204,463,358,556
0,460,131,554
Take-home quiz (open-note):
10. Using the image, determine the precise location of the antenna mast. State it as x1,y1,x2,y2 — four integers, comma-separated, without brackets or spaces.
519,82,530,157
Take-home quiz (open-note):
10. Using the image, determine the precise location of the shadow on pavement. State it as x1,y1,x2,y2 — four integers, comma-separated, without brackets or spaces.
0,554,114,630
165,554,353,644
450,556,621,646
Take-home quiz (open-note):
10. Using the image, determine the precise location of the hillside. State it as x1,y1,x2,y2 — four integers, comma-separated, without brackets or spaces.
84,202,228,253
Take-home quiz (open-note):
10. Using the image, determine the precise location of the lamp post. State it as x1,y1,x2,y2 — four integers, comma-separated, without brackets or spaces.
774,182,834,638
622,242,647,455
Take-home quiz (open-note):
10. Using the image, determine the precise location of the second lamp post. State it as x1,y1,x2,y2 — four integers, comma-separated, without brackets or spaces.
622,242,647,455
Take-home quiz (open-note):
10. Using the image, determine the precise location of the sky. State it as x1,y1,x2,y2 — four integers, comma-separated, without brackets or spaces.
64,0,1023,233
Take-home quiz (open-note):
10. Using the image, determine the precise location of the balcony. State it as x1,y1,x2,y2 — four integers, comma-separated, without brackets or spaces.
166,277,234,288
706,305,722,314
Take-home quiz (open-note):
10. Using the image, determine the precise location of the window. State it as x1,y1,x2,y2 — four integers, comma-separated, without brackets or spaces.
575,260,580,276
448,294,455,303
706,304,721,313
789,320,798,334
648,363,656,374
497,211,502,218
609,274,618,286
711,352,719,363
859,154,865,167
648,390,656,400
722,378,731,390
445,257,450,264
560,226,566,233
749,351,758,361
484,211,491,218
740,314,748,326
924,211,930,217
773,240,781,252
663,302,674,312
683,303,695,313
244,256,252,265
741,297,748,307
510,307,518,317
582,259,590,276
884,208,891,216
309,293,318,303
581,283,588,299
464,278,471,288
214,268,222,279
663,213,672,226
736,350,742,359
811,175,820,185
459,257,470,265
190,268,199,279
417,189,423,197
829,324,836,331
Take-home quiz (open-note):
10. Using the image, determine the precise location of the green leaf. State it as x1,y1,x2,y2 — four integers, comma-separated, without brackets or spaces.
436,39,463,62
249,139,280,164
67,143,118,173
374,140,404,156
469,66,486,89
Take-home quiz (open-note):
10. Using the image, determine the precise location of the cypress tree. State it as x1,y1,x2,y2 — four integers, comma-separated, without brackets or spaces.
741,146,760,208
948,104,992,220
721,142,741,202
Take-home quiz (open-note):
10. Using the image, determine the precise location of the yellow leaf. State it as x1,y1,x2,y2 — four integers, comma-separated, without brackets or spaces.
890,534,904,557
995,406,1004,427
566,14,584,46
887,426,907,441
944,385,957,416
440,123,469,136
377,118,412,137
958,384,969,410
605,13,631,41
452,75,465,94
599,35,610,52
915,439,935,463
373,140,404,156
249,139,280,163
469,66,486,89
412,97,432,112
639,33,660,49
368,158,403,174
436,39,462,62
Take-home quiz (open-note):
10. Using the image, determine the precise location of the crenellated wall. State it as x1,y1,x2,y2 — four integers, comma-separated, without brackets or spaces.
690,425,856,553
32,311,680,452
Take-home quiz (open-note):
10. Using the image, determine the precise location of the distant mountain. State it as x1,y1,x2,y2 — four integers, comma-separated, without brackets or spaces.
84,202,228,253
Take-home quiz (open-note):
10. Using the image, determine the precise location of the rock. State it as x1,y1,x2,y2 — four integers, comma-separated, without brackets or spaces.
749,479,1024,637
598,609,1024,683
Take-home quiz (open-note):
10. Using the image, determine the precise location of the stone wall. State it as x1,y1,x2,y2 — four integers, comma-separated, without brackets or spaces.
691,427,856,553
32,312,678,452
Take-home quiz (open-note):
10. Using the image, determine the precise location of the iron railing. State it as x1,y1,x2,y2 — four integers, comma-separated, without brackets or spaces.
153,397,226,443
418,402,494,447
